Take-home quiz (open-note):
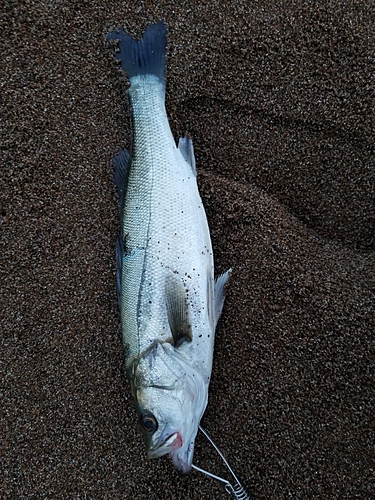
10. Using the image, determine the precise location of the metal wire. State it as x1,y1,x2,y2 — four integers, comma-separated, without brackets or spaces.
192,426,251,500
225,481,251,500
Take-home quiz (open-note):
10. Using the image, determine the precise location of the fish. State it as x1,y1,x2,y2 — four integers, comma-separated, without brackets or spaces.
107,21,231,475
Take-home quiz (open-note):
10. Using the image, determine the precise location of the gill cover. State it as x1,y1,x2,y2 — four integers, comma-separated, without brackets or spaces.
130,342,208,474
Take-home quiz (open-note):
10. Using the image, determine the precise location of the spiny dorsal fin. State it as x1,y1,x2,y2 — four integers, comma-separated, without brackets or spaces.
165,276,193,348
178,135,196,176
115,235,124,306
214,268,232,329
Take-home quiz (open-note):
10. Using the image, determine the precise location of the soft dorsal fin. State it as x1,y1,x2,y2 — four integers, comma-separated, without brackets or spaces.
178,135,196,176
113,148,131,215
165,276,193,348
214,268,232,329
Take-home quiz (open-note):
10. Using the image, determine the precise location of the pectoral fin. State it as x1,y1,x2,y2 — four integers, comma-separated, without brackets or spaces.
165,277,193,348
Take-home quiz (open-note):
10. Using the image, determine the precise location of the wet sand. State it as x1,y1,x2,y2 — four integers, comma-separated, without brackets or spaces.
2,1,374,499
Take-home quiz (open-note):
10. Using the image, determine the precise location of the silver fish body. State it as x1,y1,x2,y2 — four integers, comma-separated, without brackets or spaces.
108,22,230,475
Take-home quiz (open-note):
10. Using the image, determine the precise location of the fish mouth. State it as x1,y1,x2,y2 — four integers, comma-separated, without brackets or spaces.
148,427,195,475
147,431,183,459
169,442,194,475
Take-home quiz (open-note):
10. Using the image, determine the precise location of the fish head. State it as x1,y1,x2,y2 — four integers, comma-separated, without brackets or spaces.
130,341,208,475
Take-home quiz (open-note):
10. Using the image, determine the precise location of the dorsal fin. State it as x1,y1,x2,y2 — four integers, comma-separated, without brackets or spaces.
113,148,131,215
115,235,124,306
113,149,130,309
165,276,193,348
178,135,196,176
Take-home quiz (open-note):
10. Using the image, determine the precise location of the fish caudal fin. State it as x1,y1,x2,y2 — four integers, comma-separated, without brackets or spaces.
214,269,232,328
107,21,167,86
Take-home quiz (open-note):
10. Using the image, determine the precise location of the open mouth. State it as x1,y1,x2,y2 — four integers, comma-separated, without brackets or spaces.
148,431,183,459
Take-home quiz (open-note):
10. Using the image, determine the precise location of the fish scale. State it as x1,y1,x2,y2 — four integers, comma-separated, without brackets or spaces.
121,75,215,375
108,21,231,475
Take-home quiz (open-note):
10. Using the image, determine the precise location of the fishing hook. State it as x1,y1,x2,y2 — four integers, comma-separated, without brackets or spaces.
192,425,251,500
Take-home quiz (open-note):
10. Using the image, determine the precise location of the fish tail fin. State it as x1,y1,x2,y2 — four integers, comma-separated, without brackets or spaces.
107,21,167,86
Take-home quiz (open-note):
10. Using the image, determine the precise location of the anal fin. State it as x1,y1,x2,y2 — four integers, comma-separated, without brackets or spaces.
178,135,196,176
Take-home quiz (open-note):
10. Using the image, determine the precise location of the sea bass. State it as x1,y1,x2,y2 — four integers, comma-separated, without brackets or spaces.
108,21,230,475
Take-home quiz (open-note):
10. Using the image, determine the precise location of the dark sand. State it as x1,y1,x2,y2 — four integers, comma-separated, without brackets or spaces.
2,1,374,499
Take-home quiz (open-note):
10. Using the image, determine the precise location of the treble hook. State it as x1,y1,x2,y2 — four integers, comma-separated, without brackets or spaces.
192,425,251,500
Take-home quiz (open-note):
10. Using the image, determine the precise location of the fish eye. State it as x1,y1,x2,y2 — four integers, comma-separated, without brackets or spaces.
140,412,158,433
